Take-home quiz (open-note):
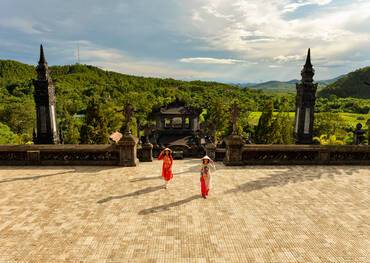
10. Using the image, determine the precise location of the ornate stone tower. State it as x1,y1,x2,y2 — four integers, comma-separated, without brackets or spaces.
33,45,59,144
294,49,318,144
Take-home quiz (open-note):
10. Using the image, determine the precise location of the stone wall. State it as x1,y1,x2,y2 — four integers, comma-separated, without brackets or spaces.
0,145,121,166
0,144,368,166
223,145,369,165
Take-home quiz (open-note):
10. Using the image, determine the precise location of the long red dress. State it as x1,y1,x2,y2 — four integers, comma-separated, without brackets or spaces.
157,153,173,181
200,165,210,197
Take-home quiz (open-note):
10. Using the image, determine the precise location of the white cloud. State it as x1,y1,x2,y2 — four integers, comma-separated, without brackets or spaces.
74,42,218,79
1,0,370,82
283,0,332,13
268,65,282,68
179,57,245,64
191,10,204,22
183,0,370,61
274,55,303,63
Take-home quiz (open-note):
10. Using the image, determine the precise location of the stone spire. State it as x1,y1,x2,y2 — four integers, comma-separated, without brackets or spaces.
36,44,49,80
294,48,318,144
39,44,46,64
33,44,59,144
301,48,314,83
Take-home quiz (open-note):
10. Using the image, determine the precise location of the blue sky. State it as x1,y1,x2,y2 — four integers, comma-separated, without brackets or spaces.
1,0,370,83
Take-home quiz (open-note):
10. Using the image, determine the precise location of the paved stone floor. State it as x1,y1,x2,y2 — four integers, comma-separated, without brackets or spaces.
0,160,369,263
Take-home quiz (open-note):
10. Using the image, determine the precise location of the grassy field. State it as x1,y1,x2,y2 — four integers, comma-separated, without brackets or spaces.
248,112,370,127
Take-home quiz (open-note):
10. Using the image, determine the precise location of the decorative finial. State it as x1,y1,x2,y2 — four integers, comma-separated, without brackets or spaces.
39,44,46,64
301,48,314,82
304,48,312,67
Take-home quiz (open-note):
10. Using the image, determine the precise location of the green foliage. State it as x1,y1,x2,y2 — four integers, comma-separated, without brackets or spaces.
80,97,110,144
1,59,370,144
316,96,369,114
270,105,294,144
314,112,346,139
0,122,18,144
255,101,274,144
254,101,294,144
59,112,81,144
0,97,35,134
202,97,231,142
313,135,344,145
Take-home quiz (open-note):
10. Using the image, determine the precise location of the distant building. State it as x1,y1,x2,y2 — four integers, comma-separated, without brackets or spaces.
149,100,203,156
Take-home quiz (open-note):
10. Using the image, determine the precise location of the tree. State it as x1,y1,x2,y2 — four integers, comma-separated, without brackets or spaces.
255,101,273,144
314,112,345,138
270,104,294,144
0,98,35,136
203,97,230,143
0,122,18,144
59,112,81,144
80,96,109,144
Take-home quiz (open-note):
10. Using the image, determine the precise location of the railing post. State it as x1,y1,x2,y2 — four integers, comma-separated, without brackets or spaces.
117,133,139,167
27,150,40,165
223,134,244,166
319,147,330,164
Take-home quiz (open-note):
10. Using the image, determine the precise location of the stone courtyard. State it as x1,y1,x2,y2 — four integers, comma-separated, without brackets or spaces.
0,160,369,263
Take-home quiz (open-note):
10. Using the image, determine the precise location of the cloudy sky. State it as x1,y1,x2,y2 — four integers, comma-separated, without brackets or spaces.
1,0,370,83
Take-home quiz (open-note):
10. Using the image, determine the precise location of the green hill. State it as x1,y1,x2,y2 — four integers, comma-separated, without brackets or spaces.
243,77,339,93
248,80,296,92
318,66,370,99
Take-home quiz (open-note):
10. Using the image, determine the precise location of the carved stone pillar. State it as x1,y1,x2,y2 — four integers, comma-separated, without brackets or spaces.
223,134,244,166
141,143,153,162
205,142,216,161
117,132,139,166
140,126,153,162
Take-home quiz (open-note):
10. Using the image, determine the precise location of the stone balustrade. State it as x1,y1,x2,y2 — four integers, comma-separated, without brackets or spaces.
0,144,127,166
0,143,368,166
224,144,370,165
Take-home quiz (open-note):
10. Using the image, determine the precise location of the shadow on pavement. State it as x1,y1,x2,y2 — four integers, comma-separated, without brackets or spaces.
130,176,162,182
97,185,164,204
224,166,359,194
0,170,75,184
138,194,201,215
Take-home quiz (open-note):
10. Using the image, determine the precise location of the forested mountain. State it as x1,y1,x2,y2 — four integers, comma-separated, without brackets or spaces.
318,67,370,99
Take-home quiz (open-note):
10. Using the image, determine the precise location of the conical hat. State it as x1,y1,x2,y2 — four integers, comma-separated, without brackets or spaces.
202,155,212,161
164,148,172,152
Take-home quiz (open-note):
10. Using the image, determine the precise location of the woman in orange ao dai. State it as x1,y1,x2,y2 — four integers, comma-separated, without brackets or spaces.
157,148,173,189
